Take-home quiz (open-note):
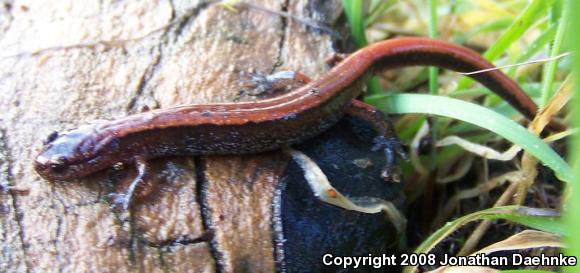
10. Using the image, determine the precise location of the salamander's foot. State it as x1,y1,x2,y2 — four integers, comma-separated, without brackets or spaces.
109,192,133,211
0,184,30,196
108,157,148,211
372,136,406,183
139,101,160,113
325,53,349,67
238,70,311,97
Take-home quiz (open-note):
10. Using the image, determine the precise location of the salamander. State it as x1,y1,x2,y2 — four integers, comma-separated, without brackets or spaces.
34,37,561,197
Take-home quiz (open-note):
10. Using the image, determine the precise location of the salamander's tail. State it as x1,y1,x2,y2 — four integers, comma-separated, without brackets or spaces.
359,37,566,132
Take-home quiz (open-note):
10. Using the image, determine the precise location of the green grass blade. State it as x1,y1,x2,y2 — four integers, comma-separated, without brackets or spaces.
471,18,513,34
366,94,573,182
457,0,556,91
342,1,382,95
563,0,580,272
365,0,396,27
494,207,564,236
453,18,512,44
505,23,558,77
540,0,569,107
483,0,555,60
401,206,563,273
428,0,439,95
342,0,367,47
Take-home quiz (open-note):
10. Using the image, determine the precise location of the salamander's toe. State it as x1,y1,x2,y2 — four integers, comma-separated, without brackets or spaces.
381,165,402,183
108,192,132,211
371,136,406,182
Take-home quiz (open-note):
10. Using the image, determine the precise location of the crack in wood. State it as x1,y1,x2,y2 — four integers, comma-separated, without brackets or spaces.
144,230,214,249
271,177,287,273
53,203,64,273
171,2,211,42
125,1,211,113
194,157,224,273
0,127,29,272
127,215,139,266
270,0,290,74
125,46,164,113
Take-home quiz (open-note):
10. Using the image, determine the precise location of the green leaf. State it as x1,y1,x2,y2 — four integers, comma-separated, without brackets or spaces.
342,1,382,95
365,0,397,27
540,0,569,107
428,0,439,95
457,0,557,90
401,206,563,273
483,0,556,61
563,0,580,272
342,0,367,47
366,94,573,182
505,21,558,78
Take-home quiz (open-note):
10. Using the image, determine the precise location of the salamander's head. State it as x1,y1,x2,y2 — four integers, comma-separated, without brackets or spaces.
34,124,105,181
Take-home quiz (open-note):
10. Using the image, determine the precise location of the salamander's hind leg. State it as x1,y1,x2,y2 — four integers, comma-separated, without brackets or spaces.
325,53,349,67
239,53,347,97
110,156,148,210
240,70,406,182
238,70,311,98
345,100,406,182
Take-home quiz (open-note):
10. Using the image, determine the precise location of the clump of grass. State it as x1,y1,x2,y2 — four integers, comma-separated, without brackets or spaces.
563,0,580,272
343,0,575,271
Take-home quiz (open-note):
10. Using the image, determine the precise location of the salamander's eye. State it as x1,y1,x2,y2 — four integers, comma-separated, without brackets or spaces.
43,131,59,145
49,156,68,173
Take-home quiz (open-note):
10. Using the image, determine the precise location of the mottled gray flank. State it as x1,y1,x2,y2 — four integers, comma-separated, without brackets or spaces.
0,0,340,272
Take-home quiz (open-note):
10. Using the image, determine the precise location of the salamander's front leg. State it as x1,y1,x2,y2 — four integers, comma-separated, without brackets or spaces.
110,156,148,210
345,100,406,182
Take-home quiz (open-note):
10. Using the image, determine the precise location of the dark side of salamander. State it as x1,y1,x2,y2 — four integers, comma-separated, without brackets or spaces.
33,85,358,181
34,37,558,182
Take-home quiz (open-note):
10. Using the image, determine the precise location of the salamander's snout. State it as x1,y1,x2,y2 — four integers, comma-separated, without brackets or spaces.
34,130,85,181
35,134,72,181
34,153,69,180
34,123,108,181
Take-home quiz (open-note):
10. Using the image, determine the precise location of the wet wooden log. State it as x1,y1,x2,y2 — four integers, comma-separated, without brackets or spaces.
0,1,401,272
